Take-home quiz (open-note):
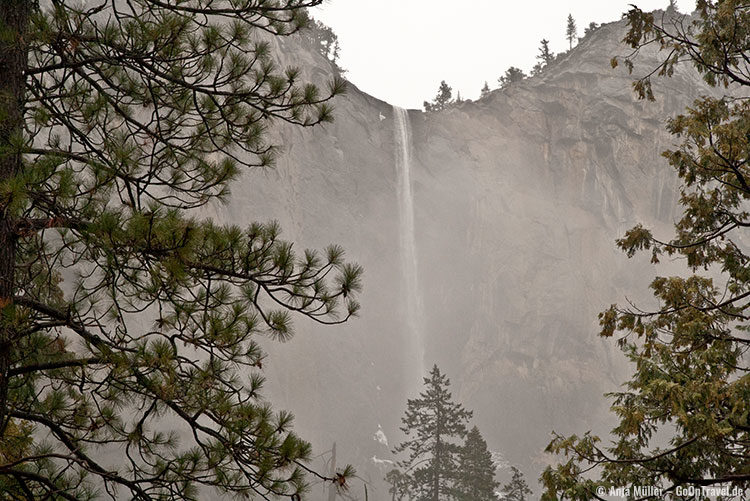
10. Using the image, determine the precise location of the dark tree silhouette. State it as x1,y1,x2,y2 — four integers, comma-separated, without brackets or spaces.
480,81,492,98
499,67,527,88
502,466,532,501
392,365,472,501
424,81,455,112
454,426,500,501
566,14,578,49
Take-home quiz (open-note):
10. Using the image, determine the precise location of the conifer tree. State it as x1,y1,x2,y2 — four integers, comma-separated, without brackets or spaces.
566,14,578,49
392,365,473,501
385,468,412,501
538,39,555,65
480,81,491,98
499,67,527,89
584,22,599,37
454,426,499,501
423,81,454,112
501,466,532,501
532,39,555,76
0,0,361,498
301,18,341,65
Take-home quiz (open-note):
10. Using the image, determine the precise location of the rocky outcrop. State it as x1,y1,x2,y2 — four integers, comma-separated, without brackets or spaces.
216,16,716,498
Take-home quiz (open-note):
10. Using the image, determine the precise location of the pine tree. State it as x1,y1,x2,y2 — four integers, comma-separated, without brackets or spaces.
393,365,473,501
0,0,362,498
480,81,491,98
499,67,527,89
544,3,750,499
532,39,555,75
301,18,342,65
454,426,499,501
424,80,455,112
385,468,412,501
566,14,578,49
584,22,599,37
538,39,555,64
501,466,532,501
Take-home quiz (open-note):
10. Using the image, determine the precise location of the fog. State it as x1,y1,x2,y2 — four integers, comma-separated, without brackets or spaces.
206,12,715,499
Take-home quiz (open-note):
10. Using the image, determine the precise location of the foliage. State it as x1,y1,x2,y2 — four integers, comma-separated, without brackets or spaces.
300,18,341,65
0,0,362,499
424,81,455,113
499,67,527,89
538,39,555,64
532,39,555,76
543,2,750,499
390,365,473,501
584,22,599,36
454,426,499,501
385,468,412,501
566,14,578,49
501,466,532,501
0,419,34,495
612,1,750,101
480,81,491,99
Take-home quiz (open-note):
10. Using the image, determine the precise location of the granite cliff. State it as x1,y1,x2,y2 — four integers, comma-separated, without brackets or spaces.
212,15,715,498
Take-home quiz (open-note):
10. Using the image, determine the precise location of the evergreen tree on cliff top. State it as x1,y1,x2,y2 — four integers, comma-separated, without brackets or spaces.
566,14,578,49
300,18,341,66
393,365,472,501
424,81,454,112
538,39,555,65
499,67,527,89
532,39,555,75
453,426,499,501
0,0,361,499
543,2,750,499
480,81,491,98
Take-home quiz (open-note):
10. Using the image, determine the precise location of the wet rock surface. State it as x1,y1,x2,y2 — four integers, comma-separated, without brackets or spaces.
217,17,722,496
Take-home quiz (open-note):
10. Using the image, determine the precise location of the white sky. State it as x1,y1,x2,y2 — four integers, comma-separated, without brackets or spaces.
312,0,695,109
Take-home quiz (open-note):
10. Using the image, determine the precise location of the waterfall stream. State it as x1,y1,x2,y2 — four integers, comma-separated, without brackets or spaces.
393,106,425,381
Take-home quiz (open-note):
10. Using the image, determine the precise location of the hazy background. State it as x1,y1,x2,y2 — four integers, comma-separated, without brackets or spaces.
238,10,718,495
313,0,694,107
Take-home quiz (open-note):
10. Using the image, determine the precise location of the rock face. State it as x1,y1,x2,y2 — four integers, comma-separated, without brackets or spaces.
216,17,715,498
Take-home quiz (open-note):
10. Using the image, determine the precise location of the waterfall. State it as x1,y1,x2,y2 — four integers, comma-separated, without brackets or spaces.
393,106,425,381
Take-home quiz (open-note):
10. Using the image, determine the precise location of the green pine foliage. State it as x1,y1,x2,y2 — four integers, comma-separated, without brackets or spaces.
0,0,361,499
543,2,750,499
392,365,473,501
424,81,455,112
454,426,500,501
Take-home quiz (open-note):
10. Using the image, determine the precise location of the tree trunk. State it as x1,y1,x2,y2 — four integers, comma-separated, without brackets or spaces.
0,0,30,434
434,405,442,501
